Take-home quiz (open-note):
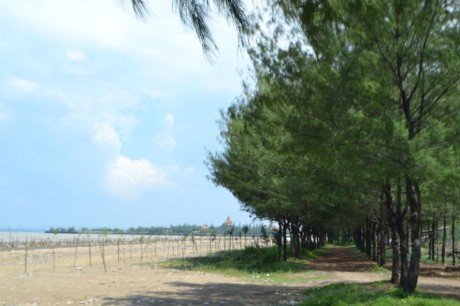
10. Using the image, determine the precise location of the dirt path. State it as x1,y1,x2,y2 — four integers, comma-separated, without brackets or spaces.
1,245,459,305
306,246,389,284
307,246,460,300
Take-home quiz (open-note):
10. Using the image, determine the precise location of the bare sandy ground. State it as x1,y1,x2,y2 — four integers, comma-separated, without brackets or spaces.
1,243,459,305
0,243,311,306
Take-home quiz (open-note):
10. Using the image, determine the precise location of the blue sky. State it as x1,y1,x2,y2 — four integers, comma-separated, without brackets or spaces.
0,0,254,229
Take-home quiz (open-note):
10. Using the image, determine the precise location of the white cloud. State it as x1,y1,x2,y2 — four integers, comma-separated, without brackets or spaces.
90,120,174,199
165,112,174,128
0,0,246,93
0,1,133,51
154,112,177,151
154,133,177,151
0,0,245,204
8,76,38,93
93,122,122,150
106,155,169,199
67,50,87,62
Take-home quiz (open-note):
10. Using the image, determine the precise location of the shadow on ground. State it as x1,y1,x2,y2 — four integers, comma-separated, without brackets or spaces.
102,281,306,305
419,263,460,278
102,247,460,305
307,247,377,272
417,282,460,301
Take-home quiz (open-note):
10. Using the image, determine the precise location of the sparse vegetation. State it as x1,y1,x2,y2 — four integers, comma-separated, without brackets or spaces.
99,230,109,273
2,233,459,304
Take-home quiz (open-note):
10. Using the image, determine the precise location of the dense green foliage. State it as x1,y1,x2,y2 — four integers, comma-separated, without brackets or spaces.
208,0,459,293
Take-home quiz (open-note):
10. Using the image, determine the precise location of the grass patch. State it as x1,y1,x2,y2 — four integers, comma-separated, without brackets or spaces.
160,246,306,273
157,245,396,286
302,245,333,259
300,282,459,306
158,246,333,283
303,249,319,259
347,245,370,257
366,265,391,273
310,246,331,257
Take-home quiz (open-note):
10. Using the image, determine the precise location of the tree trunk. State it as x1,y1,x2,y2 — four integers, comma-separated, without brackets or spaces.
435,218,439,263
372,221,377,261
378,222,386,267
428,222,433,260
452,213,457,266
277,220,282,261
442,213,447,264
282,221,288,261
355,225,364,252
383,182,399,283
430,215,437,261
290,218,301,257
404,177,422,293
318,226,325,247
312,226,318,249
397,218,409,288
390,223,400,283
393,179,409,289
365,219,372,259
299,225,307,250
378,197,386,266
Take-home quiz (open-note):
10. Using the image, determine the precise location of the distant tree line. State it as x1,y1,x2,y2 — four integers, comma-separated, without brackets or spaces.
45,227,78,234
45,223,277,238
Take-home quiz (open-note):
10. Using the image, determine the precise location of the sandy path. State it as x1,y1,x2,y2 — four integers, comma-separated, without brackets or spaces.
1,245,459,305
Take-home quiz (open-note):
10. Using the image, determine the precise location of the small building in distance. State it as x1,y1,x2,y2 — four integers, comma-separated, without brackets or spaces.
225,216,233,226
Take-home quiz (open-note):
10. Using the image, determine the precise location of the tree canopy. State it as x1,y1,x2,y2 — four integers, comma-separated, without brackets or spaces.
208,0,459,293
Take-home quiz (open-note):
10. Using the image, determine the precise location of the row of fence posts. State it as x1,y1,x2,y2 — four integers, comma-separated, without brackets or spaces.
2,235,271,273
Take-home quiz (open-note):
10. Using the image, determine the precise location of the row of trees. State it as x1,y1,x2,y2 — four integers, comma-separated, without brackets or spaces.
46,227,78,234
208,0,459,293
45,224,272,238
122,0,458,294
